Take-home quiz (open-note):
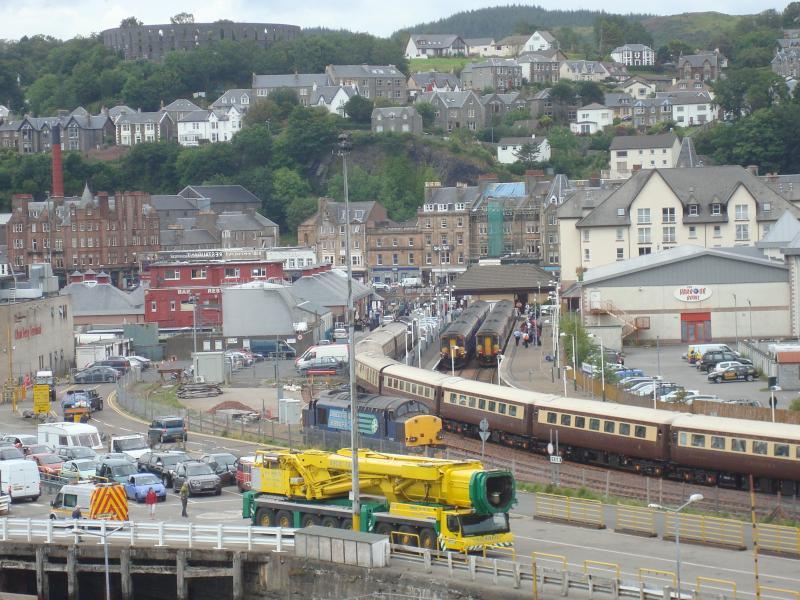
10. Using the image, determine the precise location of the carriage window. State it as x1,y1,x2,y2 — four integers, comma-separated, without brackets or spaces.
634,426,646,438
575,416,585,428
679,432,687,446
619,423,631,436
479,398,486,410
509,406,517,417
774,444,789,457
691,434,705,448
547,412,557,424
411,384,417,394
488,401,496,412
498,403,506,415
711,436,725,450
459,394,467,406
731,438,746,452
589,418,600,431
560,414,571,426
468,397,476,408
797,446,800,459
604,421,615,433
752,441,768,455
449,393,457,404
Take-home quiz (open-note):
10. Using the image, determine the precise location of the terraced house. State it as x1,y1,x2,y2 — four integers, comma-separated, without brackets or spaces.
0,108,113,153
415,91,485,132
325,64,406,102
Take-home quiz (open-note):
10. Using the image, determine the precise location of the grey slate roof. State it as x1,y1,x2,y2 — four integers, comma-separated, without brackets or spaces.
310,85,357,105
575,166,800,228
453,264,551,293
678,53,722,68
59,281,144,316
163,99,202,112
409,71,461,89
150,195,198,212
211,89,254,108
417,90,480,108
562,61,607,76
179,185,261,206
655,90,713,105
328,65,403,78
216,211,278,230
115,111,165,125
557,187,616,219
464,58,520,70
498,136,543,147
604,93,634,108
108,105,135,119
291,270,372,307
410,34,462,48
464,38,494,46
580,103,608,111
613,44,653,52
252,73,330,88
372,107,419,119
424,186,481,209
609,133,678,151
536,30,556,43
159,228,218,247
322,200,376,224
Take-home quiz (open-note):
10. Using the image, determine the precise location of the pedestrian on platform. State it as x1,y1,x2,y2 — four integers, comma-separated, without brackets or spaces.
514,330,521,346
146,487,157,519
180,482,189,517
537,323,543,346
522,332,529,348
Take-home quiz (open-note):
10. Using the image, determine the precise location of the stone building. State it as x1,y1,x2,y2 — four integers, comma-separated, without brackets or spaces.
366,220,423,284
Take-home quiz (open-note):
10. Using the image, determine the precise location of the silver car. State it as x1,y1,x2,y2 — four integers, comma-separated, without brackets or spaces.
172,461,221,496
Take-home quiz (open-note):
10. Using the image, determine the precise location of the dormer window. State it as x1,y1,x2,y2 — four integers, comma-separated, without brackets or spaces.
711,203,721,216
688,204,699,216
616,208,625,217
763,202,771,212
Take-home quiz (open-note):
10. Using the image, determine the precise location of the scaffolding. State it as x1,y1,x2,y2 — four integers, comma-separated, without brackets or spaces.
487,200,504,257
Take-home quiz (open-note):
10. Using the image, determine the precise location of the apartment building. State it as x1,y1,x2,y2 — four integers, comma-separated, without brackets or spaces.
608,133,681,179
366,221,423,283
325,65,406,102
460,59,522,92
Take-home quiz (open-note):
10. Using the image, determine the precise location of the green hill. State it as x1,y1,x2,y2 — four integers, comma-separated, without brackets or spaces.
642,12,744,49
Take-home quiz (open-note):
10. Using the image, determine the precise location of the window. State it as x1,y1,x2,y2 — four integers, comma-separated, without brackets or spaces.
164,269,180,280
731,438,746,452
488,401,496,412
711,203,721,216
169,300,176,311
191,268,206,279
560,414,571,426
763,202,771,213
713,225,722,238
711,436,725,449
752,441,768,455
663,227,676,243
735,204,748,220
392,254,398,266
583,248,591,261
774,444,789,457
662,207,676,223
634,426,646,439
735,224,749,241
224,267,240,278
376,254,383,266
688,226,697,239
575,416,585,428
582,230,590,242
546,412,557,424
619,423,631,436
691,434,705,448
638,227,651,244
509,406,517,417
408,237,414,247
589,418,600,431
616,228,624,241
603,421,615,434
150,301,157,312
637,208,650,224
408,253,415,264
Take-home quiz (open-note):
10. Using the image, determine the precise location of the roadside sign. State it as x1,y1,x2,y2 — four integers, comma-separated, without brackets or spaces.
479,431,490,442
33,384,51,414
479,418,489,432
546,442,554,455
549,455,563,464
289,337,298,343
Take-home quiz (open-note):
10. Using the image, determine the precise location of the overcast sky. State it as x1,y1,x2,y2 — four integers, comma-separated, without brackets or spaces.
0,0,779,41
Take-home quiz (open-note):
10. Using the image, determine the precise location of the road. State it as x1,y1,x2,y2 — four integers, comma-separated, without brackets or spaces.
1,384,797,598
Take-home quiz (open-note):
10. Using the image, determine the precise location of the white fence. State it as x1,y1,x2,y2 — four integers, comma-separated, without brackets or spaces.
0,518,294,551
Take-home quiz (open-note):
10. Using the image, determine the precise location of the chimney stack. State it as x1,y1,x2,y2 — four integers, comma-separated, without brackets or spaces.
478,174,499,194
51,126,64,198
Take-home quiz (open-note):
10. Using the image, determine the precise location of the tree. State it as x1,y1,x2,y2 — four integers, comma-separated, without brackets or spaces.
712,68,788,118
170,13,195,24
556,27,580,52
667,39,694,63
576,81,604,106
790,397,800,411
513,142,543,166
784,2,800,27
175,144,238,188
231,125,272,169
286,196,318,235
344,95,374,123
415,102,435,129
119,17,142,27
282,106,338,165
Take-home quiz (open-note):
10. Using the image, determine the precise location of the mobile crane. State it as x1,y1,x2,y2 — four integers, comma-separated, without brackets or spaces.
242,447,515,552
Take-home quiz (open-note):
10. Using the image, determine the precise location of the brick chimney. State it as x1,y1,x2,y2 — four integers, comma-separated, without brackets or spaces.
69,271,83,284
478,174,499,193
589,173,601,187
524,169,546,195
51,126,64,198
746,165,759,176
95,271,111,284
97,192,110,218
424,181,442,203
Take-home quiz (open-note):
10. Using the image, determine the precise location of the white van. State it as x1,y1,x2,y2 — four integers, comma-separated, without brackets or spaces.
400,277,421,288
685,343,736,363
0,459,41,501
50,483,94,519
295,345,349,371
38,422,104,451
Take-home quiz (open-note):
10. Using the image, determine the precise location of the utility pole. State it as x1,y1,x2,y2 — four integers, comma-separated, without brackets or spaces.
337,133,361,532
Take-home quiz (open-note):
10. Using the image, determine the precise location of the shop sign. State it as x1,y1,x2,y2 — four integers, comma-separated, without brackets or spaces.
674,286,711,302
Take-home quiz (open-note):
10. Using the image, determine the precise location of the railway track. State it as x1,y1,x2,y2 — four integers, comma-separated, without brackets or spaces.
449,358,497,384
442,433,797,519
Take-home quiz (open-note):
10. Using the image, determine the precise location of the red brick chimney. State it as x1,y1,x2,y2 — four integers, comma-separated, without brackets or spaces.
69,271,84,284
96,271,111,284
51,126,64,198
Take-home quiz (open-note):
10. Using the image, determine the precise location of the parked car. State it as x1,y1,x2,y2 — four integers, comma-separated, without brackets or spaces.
74,365,119,383
124,472,167,502
96,458,138,483
698,351,751,372
54,446,97,461
137,450,188,487
2,434,38,447
708,364,757,383
0,446,25,461
27,453,64,476
95,452,134,464
62,388,103,411
683,394,722,405
171,460,221,496
200,453,238,486
60,459,99,482
372,281,391,292
22,444,52,457
659,389,699,403
333,327,348,341
91,358,131,374
148,416,187,445
724,398,762,407
296,355,346,375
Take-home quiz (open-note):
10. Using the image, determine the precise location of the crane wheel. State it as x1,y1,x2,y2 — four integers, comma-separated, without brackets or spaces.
398,525,417,546
419,527,436,550
301,514,320,528
255,508,274,527
321,517,339,528
375,523,392,537
276,510,293,528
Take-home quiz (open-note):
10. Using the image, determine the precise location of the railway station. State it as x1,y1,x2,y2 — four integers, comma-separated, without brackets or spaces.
452,262,553,305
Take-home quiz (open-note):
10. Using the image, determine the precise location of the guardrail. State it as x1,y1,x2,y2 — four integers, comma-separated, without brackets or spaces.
615,505,657,537
0,518,294,551
664,513,746,550
534,492,605,528
757,523,800,558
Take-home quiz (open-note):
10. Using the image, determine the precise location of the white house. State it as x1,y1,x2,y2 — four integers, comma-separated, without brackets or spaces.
608,133,681,179
310,85,358,117
405,35,466,59
610,44,655,67
523,31,557,53
210,89,253,113
570,103,613,135
177,106,243,147
0,105,9,119
620,77,657,100
657,91,717,126
496,135,551,164
464,38,501,57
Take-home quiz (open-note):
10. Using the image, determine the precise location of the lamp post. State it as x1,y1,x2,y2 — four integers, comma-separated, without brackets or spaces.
747,299,753,339
649,493,704,600
337,133,361,532
770,385,781,423
560,332,577,391
733,293,738,347
588,333,605,401
414,318,421,367
73,522,125,600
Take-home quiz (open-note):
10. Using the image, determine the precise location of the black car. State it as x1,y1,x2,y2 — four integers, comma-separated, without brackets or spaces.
137,450,189,487
64,388,103,411
200,453,238,486
171,460,221,496
698,351,752,372
708,364,758,383
148,416,187,445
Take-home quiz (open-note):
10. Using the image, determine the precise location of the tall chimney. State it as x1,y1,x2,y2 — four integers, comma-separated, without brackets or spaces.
51,125,64,198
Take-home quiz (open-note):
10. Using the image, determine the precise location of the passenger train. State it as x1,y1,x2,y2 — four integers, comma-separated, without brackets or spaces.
353,338,800,494
476,300,515,367
439,301,489,369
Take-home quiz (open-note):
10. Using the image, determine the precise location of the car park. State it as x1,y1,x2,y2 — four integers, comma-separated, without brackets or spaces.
74,365,119,383
698,351,751,372
708,364,757,383
200,453,238,486
137,451,188,487
60,459,99,482
171,460,221,496
124,473,167,502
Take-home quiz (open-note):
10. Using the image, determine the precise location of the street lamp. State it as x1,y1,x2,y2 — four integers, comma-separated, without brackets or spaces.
73,521,124,600
770,385,781,423
732,293,738,347
560,332,576,391
561,365,572,397
648,493,704,600
588,333,605,401
747,299,753,339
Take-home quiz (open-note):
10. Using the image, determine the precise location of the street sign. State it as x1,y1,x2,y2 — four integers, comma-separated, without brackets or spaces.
479,431,490,442
546,442,554,455
479,418,489,432
33,384,51,415
549,455,563,464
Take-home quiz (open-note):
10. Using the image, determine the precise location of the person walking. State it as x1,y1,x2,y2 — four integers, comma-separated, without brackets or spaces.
522,332,529,348
180,481,189,518
146,487,157,519
537,322,543,346
514,330,521,347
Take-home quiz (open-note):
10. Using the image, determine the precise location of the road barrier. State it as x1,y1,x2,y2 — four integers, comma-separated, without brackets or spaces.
615,505,657,537
757,586,800,600
664,512,746,550
638,568,676,589
757,523,800,558
697,577,737,600
0,518,294,551
533,493,605,529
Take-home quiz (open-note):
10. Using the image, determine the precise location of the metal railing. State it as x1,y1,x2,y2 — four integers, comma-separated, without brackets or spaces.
534,492,605,528
757,523,800,558
0,518,294,551
664,512,746,550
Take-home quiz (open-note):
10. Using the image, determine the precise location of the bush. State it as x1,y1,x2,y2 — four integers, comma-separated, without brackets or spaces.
789,398,800,411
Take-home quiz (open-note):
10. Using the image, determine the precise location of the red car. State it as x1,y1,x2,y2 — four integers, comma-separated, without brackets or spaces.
28,453,64,476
